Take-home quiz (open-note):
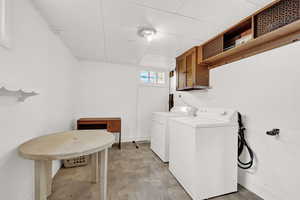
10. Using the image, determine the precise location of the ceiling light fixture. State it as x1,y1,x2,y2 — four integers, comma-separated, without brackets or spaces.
138,27,157,42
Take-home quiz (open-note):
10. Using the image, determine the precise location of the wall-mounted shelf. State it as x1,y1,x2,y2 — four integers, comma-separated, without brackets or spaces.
204,19,300,69
0,86,38,102
201,0,300,69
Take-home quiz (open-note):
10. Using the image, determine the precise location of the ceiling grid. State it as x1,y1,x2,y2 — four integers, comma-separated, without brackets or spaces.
32,0,274,69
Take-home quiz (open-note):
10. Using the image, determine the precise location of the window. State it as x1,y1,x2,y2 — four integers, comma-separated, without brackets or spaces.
139,71,165,85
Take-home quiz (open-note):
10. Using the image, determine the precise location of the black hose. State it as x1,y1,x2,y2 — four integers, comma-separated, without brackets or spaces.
237,112,254,169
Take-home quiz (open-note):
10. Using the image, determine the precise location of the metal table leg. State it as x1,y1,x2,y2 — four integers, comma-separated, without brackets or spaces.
99,148,108,200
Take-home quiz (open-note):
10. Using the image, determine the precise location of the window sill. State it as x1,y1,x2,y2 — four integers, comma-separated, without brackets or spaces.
139,83,168,88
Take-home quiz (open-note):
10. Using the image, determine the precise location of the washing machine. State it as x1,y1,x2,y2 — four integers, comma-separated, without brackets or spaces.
150,106,197,162
168,108,238,200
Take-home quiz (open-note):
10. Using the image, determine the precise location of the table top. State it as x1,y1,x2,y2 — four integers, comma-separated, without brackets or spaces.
18,130,115,161
78,118,121,122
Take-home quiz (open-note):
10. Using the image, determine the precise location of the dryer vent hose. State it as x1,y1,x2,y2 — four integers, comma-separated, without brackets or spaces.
238,112,254,169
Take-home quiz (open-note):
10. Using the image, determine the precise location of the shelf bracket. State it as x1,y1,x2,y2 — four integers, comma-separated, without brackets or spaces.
0,86,39,102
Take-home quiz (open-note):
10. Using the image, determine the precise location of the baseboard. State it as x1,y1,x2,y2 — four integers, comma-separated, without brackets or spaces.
239,177,284,200
121,136,150,143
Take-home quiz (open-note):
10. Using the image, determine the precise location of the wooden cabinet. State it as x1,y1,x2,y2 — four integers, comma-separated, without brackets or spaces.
176,47,209,91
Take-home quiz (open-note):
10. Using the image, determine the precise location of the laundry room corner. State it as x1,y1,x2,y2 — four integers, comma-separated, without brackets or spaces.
171,42,300,200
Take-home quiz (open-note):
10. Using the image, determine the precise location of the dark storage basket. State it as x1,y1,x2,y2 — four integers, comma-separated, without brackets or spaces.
254,0,300,37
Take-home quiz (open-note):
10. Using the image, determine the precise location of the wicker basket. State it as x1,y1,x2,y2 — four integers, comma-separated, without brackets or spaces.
63,156,89,168
254,0,300,37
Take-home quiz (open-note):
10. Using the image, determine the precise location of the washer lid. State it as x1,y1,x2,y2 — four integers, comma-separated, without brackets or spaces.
153,112,187,117
153,106,196,118
171,106,197,116
170,117,238,128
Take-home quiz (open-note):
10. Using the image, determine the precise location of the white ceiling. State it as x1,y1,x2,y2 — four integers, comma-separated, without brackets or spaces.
32,0,274,69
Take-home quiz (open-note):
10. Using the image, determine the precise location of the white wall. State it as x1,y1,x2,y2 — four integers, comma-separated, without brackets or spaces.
76,61,169,142
0,0,79,200
172,42,300,200
137,85,169,140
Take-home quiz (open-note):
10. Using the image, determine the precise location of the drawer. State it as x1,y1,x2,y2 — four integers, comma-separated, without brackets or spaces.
107,120,121,133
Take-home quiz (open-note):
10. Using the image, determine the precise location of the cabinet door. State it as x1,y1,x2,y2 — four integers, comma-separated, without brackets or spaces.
194,63,209,87
176,56,186,90
186,48,197,88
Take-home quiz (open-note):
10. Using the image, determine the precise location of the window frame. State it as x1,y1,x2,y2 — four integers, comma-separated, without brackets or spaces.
139,70,167,87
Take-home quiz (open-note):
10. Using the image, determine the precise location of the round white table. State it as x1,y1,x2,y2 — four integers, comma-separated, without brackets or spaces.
18,130,115,200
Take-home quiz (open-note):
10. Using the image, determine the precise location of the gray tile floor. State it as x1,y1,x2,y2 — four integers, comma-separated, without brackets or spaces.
49,143,262,200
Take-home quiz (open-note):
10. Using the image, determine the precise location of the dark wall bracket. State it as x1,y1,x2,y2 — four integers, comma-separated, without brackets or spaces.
266,128,280,136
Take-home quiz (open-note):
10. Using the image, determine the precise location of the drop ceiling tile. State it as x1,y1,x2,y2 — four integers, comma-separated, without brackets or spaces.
245,0,274,7
33,0,106,61
145,32,180,58
33,0,103,29
178,0,258,31
59,30,106,61
128,0,185,13
141,34,203,68
103,0,214,40
140,54,172,69
105,25,148,65
175,37,204,56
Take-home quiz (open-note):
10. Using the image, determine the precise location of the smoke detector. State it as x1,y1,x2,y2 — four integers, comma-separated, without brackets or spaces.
137,27,157,42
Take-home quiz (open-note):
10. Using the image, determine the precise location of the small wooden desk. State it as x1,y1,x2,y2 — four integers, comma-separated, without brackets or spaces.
18,130,114,200
77,118,121,149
